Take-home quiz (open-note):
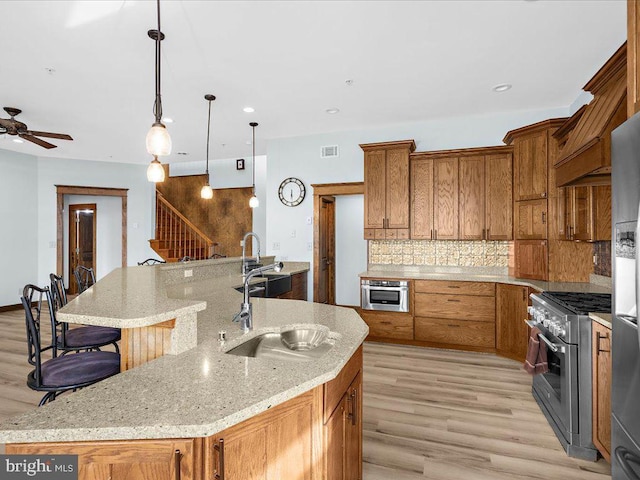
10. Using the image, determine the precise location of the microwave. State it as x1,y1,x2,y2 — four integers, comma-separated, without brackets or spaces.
361,279,409,313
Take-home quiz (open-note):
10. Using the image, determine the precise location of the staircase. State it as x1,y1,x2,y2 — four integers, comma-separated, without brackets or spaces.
150,192,215,262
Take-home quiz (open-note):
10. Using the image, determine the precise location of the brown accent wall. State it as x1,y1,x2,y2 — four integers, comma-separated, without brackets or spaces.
156,168,253,257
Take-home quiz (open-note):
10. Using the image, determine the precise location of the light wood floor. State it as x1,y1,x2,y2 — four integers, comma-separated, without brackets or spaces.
0,309,612,478
362,342,611,479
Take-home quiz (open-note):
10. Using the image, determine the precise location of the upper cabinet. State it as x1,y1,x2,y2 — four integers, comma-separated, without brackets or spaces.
361,140,416,240
554,43,626,187
512,130,548,201
559,185,612,242
410,146,512,241
629,3,640,117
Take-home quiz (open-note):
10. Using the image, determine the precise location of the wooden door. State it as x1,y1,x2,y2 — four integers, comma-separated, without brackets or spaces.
433,157,459,239
514,199,547,240
69,203,97,294
514,240,548,281
363,150,386,230
459,155,485,240
344,373,362,480
385,148,410,229
592,321,612,462
496,283,530,362
410,158,434,239
325,395,346,480
6,439,199,480
485,153,513,240
514,132,547,201
318,196,336,305
571,186,594,241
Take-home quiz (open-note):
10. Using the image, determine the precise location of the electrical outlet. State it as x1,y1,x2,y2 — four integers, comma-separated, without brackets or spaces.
184,269,193,278
132,222,139,229
306,216,312,225
48,241,56,248
307,242,313,251
290,230,296,238
272,242,280,250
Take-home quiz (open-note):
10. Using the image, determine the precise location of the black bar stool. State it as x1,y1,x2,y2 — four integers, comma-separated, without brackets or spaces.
74,265,96,293
22,284,120,406
137,258,166,266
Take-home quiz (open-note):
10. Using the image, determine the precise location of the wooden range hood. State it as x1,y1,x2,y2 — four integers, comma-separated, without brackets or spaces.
554,43,627,187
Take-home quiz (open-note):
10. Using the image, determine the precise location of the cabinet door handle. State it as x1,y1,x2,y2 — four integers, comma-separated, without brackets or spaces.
434,229,437,240
347,389,357,426
522,288,527,302
447,324,461,328
430,229,433,240
447,285,460,289
482,228,486,240
380,321,392,325
214,439,225,480
486,228,490,239
174,450,181,480
447,299,460,302
597,332,611,354
541,212,546,224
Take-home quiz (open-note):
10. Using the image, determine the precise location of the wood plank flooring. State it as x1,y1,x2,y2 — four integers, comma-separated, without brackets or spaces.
362,342,611,479
0,308,612,478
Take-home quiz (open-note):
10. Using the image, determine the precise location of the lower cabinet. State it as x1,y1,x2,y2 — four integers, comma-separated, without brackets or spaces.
276,272,308,300
495,283,530,362
359,310,413,340
514,240,548,281
7,438,200,480
592,321,612,462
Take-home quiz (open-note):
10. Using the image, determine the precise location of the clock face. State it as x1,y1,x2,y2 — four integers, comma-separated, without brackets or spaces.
278,177,306,207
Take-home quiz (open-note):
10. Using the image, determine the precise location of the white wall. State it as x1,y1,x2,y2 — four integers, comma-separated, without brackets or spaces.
265,106,569,301
63,195,123,286
0,149,38,306
36,156,157,289
335,195,367,306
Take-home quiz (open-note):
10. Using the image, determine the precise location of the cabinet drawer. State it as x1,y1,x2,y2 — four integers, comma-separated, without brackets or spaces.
415,280,495,296
360,311,413,340
415,317,495,348
415,292,495,322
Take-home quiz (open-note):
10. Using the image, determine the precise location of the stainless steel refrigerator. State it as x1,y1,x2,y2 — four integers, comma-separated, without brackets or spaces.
612,111,640,479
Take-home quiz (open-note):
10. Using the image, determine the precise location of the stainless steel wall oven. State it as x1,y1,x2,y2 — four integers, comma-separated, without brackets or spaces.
361,279,409,313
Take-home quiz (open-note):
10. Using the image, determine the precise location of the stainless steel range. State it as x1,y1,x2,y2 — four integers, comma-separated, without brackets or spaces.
528,291,611,461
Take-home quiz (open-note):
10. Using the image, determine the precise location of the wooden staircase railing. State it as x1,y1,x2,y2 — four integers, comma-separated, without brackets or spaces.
151,191,215,262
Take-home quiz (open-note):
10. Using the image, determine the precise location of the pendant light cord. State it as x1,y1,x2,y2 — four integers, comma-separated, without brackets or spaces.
251,123,257,194
206,99,212,175
153,0,163,122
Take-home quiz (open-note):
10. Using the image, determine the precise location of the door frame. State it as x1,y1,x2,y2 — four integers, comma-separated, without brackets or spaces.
56,185,128,276
68,203,97,294
311,182,364,303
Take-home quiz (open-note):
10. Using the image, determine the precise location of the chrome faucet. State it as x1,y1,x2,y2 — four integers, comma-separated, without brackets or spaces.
233,262,283,332
241,231,261,276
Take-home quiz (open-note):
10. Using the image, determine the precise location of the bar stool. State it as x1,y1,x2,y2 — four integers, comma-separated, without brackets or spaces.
137,258,166,266
50,274,121,354
74,265,95,293
22,284,120,406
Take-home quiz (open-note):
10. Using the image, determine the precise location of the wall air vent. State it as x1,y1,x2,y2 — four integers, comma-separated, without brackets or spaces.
321,145,339,158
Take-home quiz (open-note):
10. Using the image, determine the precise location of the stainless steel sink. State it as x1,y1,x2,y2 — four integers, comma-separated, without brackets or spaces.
225,327,334,362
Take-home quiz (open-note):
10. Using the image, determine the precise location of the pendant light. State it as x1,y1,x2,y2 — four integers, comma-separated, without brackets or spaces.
146,0,171,183
249,122,259,208
200,95,216,199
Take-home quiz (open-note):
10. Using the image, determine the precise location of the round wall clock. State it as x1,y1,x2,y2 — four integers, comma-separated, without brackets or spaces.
278,177,306,207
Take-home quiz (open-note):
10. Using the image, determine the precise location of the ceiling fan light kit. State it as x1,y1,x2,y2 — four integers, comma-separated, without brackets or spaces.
249,121,259,208
146,0,171,183
201,94,216,200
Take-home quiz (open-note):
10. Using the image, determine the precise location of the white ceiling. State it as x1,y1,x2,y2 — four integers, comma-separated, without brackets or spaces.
0,0,627,164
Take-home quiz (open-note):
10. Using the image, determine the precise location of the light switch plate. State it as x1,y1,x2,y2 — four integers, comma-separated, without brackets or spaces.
184,269,193,278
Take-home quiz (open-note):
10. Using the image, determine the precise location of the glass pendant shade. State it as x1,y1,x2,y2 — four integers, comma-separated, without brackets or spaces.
146,122,172,156
147,157,165,183
249,194,259,208
201,183,213,199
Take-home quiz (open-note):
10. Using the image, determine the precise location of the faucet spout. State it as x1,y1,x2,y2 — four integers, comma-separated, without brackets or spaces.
233,261,284,332
241,231,261,276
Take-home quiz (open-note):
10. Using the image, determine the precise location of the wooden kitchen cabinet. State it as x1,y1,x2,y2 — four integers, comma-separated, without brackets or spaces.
414,280,496,351
496,283,530,362
359,310,413,340
629,0,640,118
7,438,201,480
559,185,612,242
362,140,416,239
592,321,612,462
433,157,459,240
515,198,548,240
514,240,548,281
275,272,308,300
512,129,548,201
410,157,434,239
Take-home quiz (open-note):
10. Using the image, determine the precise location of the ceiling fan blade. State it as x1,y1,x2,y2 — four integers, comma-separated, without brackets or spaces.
19,134,57,149
26,130,73,141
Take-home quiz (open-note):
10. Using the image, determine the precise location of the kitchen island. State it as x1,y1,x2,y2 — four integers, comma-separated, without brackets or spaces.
0,257,368,479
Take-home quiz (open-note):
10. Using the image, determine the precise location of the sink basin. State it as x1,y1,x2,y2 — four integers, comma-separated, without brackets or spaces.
226,327,334,362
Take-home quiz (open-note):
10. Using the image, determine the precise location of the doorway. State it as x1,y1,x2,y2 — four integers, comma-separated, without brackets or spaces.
312,182,365,304
68,204,96,294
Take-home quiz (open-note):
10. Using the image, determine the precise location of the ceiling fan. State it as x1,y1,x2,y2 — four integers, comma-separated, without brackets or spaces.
0,107,73,149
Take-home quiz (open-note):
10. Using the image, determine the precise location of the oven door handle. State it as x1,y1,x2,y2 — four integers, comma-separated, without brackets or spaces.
524,319,565,353
361,285,408,291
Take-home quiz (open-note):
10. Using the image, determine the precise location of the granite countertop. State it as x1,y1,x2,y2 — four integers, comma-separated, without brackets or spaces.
590,313,612,329
0,260,366,444
359,267,612,294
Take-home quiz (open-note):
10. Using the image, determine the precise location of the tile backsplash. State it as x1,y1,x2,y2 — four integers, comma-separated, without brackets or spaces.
593,241,612,277
369,240,511,267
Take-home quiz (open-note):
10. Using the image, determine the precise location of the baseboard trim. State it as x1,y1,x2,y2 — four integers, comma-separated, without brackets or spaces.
0,304,21,312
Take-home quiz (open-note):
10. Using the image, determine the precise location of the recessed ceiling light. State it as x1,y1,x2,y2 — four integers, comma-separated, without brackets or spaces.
162,117,174,123
243,107,255,113
326,108,340,114
492,84,512,93
13,138,24,143
345,79,354,86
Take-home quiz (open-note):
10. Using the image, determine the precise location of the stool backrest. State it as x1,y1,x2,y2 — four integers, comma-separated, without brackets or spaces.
49,273,68,311
137,258,166,266
21,285,57,378
74,266,96,293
